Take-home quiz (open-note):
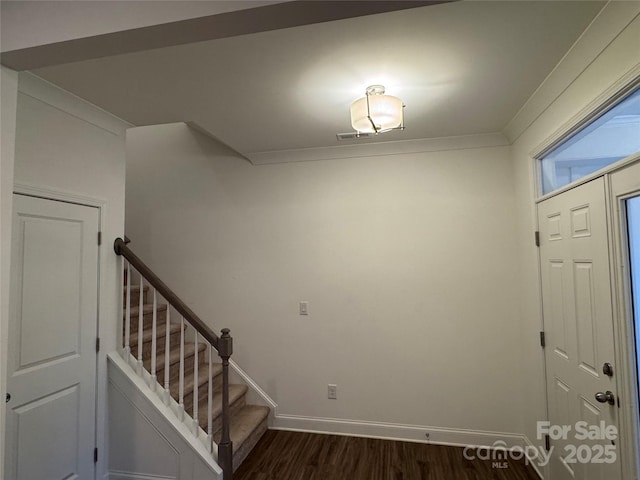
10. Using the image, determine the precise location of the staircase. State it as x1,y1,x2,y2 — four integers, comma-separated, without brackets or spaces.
116,239,269,478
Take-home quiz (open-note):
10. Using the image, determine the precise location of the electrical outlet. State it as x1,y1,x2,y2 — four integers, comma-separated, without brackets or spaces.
299,301,309,316
328,384,337,399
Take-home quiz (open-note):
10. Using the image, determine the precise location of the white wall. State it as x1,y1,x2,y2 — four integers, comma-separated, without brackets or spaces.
510,0,640,465
126,123,525,443
12,73,129,478
0,64,18,480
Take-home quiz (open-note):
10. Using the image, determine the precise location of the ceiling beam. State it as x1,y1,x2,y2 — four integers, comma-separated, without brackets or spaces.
1,1,452,71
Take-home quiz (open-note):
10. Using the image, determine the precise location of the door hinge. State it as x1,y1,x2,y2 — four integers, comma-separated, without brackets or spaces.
94,447,98,463
544,434,550,452
96,337,100,353
535,231,540,247
540,331,546,348
98,231,102,246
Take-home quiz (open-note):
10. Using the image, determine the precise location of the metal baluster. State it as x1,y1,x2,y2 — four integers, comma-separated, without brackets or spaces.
193,332,199,435
150,288,157,389
164,305,171,404
137,273,144,375
179,316,185,419
207,343,213,449
124,262,131,357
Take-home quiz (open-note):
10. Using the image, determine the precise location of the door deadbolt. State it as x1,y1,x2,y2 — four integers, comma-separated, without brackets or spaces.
5,393,10,403
595,391,616,406
603,363,614,377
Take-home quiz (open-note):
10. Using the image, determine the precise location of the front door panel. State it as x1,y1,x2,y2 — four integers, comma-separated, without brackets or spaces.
539,177,620,480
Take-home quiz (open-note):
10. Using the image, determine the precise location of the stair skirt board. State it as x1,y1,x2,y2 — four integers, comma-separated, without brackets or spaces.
229,358,278,412
108,353,223,480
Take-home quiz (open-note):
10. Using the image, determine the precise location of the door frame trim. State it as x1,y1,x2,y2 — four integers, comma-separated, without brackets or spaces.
14,183,107,210
11,184,106,480
607,162,640,480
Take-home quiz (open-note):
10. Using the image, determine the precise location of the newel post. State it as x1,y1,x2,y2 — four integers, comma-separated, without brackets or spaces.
218,328,233,480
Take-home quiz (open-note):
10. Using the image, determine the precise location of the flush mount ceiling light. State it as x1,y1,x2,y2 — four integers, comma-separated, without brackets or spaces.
350,85,405,134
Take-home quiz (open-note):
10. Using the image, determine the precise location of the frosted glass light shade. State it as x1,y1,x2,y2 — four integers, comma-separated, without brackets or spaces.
350,93,403,133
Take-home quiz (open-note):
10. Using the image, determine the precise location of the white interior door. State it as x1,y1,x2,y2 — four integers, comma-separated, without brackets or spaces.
4,194,99,480
538,177,621,480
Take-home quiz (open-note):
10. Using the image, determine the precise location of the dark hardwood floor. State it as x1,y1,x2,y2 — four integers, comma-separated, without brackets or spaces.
235,430,540,480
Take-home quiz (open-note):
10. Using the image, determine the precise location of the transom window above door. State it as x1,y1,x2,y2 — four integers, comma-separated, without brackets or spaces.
540,87,640,195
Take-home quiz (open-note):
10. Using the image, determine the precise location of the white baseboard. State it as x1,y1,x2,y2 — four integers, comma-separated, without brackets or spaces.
109,472,176,480
272,413,526,449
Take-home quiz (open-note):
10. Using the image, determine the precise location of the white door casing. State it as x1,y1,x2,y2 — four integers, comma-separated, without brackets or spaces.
4,194,99,480
538,177,621,480
608,159,640,480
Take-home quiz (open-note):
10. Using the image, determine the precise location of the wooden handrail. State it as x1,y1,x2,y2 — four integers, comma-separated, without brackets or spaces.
114,237,220,351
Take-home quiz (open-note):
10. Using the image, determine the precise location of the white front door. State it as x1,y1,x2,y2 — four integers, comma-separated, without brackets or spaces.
538,177,621,480
4,194,99,480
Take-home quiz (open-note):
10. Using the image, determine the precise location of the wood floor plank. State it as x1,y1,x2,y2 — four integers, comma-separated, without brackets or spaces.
235,430,540,480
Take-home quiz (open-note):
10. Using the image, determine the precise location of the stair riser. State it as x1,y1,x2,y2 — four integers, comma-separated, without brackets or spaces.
186,388,247,435
123,289,147,308
210,393,247,436
125,309,168,333
139,347,206,383
182,372,223,412
232,418,268,472
122,290,141,308
168,348,206,383
130,330,182,359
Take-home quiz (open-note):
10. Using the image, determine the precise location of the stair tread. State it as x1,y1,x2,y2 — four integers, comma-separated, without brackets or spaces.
191,384,248,429
129,322,183,346
127,304,168,317
215,405,270,449
140,339,205,369
170,360,222,398
123,284,149,292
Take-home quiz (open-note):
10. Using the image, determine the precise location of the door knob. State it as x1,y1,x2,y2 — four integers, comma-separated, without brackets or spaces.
595,391,615,405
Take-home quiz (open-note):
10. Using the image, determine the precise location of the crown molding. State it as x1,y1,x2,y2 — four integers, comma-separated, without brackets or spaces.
18,72,132,136
246,132,509,165
503,1,640,144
